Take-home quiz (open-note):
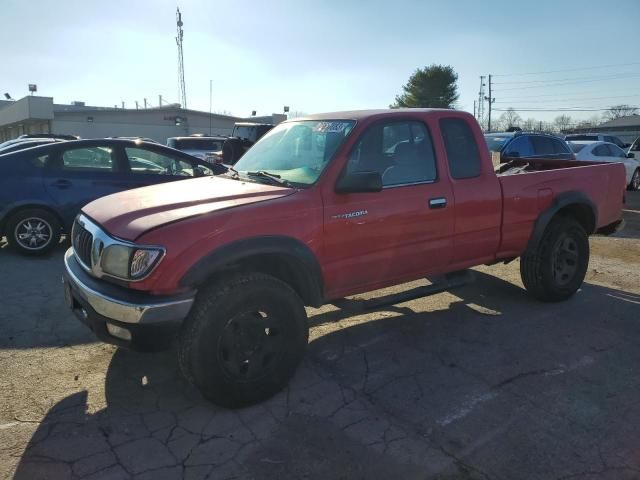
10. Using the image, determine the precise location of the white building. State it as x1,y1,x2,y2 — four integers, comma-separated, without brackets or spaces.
0,96,286,143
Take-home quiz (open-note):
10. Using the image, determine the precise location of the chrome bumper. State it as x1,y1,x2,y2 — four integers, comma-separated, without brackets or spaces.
63,248,194,324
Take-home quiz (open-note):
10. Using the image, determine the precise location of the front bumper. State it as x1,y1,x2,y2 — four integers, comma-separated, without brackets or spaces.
62,248,195,351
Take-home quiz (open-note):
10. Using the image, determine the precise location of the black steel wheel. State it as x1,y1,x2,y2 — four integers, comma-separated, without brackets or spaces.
179,272,308,408
520,217,589,302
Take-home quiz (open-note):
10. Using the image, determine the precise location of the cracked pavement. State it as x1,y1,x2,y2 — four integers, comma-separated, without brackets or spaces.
1,192,640,480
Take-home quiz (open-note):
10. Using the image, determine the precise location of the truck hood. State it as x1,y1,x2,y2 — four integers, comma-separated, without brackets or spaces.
82,176,295,241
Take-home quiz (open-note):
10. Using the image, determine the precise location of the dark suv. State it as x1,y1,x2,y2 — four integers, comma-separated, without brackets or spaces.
222,122,274,165
485,131,574,163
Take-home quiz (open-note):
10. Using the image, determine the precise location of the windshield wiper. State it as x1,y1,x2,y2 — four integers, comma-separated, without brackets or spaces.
226,165,240,178
247,170,293,188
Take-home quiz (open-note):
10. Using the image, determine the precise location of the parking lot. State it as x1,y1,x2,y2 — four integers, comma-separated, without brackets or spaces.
0,192,638,480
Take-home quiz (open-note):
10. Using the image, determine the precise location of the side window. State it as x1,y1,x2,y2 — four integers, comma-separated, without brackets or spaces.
504,137,534,157
346,120,437,187
125,148,200,177
552,138,571,154
530,136,555,155
606,144,625,158
440,118,481,179
593,145,609,157
61,147,115,172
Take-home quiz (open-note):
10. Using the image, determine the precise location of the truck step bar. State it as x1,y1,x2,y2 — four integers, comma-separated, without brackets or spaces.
332,270,475,312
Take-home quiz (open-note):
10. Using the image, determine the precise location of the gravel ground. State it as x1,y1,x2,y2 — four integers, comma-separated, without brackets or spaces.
0,192,639,480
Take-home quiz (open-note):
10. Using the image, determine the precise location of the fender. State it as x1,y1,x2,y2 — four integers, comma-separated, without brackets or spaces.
525,191,597,254
0,201,66,234
179,235,324,306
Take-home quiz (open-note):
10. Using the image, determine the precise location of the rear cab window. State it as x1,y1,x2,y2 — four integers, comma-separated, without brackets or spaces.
440,118,481,179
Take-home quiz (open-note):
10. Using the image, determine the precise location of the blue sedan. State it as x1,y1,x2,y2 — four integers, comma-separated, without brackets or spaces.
0,138,225,255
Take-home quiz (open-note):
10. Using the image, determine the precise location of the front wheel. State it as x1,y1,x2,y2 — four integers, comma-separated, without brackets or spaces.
178,273,309,408
5,208,61,256
629,169,640,191
520,217,589,302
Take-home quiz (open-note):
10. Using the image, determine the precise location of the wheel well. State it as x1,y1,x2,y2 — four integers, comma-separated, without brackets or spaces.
555,203,596,234
202,253,323,307
0,205,65,236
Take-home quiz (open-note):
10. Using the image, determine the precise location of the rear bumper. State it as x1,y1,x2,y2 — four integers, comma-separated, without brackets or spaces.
62,248,195,351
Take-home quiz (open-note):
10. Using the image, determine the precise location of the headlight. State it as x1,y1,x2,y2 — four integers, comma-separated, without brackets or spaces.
100,244,164,280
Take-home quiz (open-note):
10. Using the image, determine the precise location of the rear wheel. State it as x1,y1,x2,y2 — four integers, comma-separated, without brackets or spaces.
5,208,61,256
178,272,308,408
629,168,640,191
520,217,589,302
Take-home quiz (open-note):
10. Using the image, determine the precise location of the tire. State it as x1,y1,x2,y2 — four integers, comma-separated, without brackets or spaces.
178,272,309,408
5,208,61,256
520,217,589,302
629,169,640,191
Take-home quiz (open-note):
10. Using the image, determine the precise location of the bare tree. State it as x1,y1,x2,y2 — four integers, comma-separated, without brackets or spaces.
498,108,522,130
522,117,538,131
604,104,639,121
553,115,573,133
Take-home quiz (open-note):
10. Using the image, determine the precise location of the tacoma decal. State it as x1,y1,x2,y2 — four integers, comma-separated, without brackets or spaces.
332,210,368,220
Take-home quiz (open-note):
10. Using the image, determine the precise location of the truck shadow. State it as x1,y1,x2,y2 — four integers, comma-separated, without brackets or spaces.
12,272,640,479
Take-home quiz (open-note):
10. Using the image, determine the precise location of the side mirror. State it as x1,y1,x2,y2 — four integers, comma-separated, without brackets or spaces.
194,166,206,177
627,152,636,159
335,171,383,194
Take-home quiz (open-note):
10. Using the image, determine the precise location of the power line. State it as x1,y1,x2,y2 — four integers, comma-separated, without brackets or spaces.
494,73,640,91
496,92,640,101
492,62,640,77
493,72,640,85
494,106,639,112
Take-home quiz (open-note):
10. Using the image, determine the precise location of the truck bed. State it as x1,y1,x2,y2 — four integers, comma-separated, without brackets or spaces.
496,158,626,259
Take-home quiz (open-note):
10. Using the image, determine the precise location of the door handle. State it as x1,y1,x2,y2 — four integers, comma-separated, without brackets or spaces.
52,179,72,189
429,197,447,209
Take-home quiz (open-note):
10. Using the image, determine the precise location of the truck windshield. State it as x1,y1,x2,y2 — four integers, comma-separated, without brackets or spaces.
233,120,355,187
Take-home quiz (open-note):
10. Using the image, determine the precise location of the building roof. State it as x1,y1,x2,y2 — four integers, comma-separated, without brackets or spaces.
598,115,640,128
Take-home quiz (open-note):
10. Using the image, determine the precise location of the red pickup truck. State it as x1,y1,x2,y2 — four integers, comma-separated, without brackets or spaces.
63,109,625,408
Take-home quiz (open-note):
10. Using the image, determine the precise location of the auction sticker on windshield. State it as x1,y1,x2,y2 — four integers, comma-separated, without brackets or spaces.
314,121,350,133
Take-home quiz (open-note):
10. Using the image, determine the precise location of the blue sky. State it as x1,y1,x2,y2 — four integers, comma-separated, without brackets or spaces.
2,0,639,122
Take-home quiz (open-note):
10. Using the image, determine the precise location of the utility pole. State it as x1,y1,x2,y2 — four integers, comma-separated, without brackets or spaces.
485,74,494,132
209,79,212,136
473,100,477,119
478,76,485,129
176,8,187,109
159,94,163,107
144,98,148,109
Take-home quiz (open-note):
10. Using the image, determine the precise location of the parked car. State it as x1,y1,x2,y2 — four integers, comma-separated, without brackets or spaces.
0,139,225,255
568,141,640,190
62,109,625,408
564,133,628,149
0,138,67,154
18,133,80,141
484,131,574,163
107,136,160,144
166,136,226,164
222,122,274,164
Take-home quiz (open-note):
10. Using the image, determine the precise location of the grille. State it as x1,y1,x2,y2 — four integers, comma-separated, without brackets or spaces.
72,221,93,267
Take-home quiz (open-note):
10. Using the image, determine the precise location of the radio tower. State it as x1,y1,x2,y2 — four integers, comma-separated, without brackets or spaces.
176,7,187,109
